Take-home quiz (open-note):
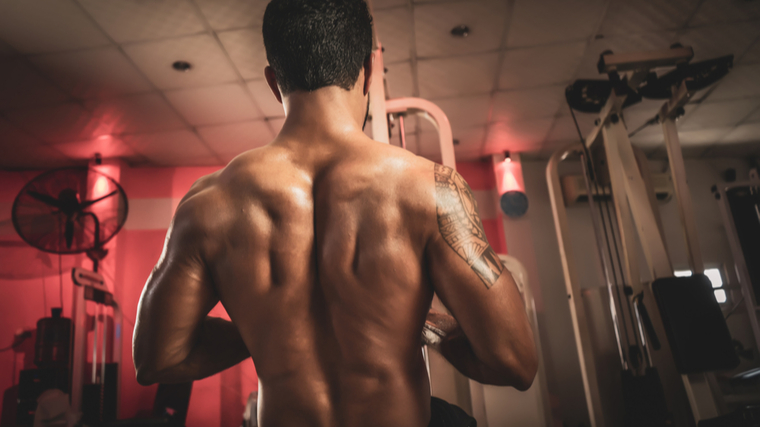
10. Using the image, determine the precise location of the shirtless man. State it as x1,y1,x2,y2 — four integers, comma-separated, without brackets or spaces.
132,0,538,426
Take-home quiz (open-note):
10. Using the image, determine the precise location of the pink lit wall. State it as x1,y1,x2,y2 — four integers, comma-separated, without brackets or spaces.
0,160,504,426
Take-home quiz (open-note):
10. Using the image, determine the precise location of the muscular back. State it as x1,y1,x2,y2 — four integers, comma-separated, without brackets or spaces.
191,137,438,426
134,128,534,427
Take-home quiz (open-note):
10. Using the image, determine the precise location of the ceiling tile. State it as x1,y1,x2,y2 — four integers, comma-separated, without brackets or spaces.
122,129,220,166
419,52,498,98
166,83,262,126
0,117,70,169
5,103,98,143
745,106,760,123
484,118,554,153
87,93,186,136
373,7,412,63
688,0,760,26
708,64,760,101
679,99,760,131
385,61,415,98
706,140,760,157
246,80,284,118
430,94,491,128
0,39,17,57
78,0,205,44
507,0,606,48
499,42,585,90
372,0,408,11
0,0,110,54
544,115,587,145
598,0,698,37
720,122,760,144
492,85,565,123
197,120,273,161
218,28,267,80
453,125,486,149
194,0,267,31
0,59,70,111
414,0,508,58
678,127,734,146
124,34,239,90
575,32,678,79
740,39,760,65
30,47,153,99
53,135,142,161
675,21,760,63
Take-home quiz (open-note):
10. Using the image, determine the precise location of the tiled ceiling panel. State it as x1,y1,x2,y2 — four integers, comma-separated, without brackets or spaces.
720,122,760,144
675,21,760,63
86,93,186,136
499,42,586,90
507,0,606,48
598,0,698,36
194,0,268,31
124,34,239,90
0,119,73,169
679,99,760,131
53,135,142,161
246,80,284,118
371,0,408,11
492,85,565,123
78,0,205,44
384,61,415,99
0,59,70,111
31,47,153,99
484,118,554,153
166,83,263,126
418,52,499,98
414,0,508,58
431,94,491,128
0,0,109,54
373,7,412,64
709,64,760,101
688,0,760,27
197,120,273,162
217,28,268,81
5,103,97,144
122,129,220,166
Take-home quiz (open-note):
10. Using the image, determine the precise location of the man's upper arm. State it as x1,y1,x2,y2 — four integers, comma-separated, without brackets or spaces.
425,164,530,372
133,193,219,377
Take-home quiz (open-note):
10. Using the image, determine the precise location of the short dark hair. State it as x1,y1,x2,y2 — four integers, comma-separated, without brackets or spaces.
262,0,373,95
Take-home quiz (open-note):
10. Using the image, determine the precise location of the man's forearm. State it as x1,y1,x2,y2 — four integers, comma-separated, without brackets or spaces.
424,310,524,386
139,317,250,384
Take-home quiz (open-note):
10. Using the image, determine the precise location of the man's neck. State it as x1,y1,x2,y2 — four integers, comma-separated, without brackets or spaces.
279,87,365,141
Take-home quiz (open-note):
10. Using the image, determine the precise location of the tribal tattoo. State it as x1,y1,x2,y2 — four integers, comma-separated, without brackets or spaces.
434,164,504,289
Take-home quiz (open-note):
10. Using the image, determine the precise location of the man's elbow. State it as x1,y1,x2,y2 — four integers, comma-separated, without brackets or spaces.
134,362,160,386
490,345,538,390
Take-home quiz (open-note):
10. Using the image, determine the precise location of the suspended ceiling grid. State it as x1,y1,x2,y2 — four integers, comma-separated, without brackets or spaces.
0,0,759,169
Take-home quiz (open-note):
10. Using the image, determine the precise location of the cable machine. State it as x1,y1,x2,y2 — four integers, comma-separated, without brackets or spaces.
547,46,740,426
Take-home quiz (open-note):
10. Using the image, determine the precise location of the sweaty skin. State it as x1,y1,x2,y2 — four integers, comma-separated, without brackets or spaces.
134,60,537,427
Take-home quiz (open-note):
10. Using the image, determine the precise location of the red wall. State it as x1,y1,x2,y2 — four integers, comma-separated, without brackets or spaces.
0,159,503,426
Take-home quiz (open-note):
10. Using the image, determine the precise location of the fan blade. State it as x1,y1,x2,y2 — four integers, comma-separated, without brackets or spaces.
27,191,63,209
65,218,75,249
79,190,118,210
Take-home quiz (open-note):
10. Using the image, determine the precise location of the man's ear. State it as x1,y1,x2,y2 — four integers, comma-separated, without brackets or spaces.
265,66,283,104
363,53,374,96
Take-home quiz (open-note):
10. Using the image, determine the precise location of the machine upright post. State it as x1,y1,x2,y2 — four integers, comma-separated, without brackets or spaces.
71,281,86,413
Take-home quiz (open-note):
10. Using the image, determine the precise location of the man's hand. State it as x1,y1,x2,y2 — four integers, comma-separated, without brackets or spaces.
422,308,461,348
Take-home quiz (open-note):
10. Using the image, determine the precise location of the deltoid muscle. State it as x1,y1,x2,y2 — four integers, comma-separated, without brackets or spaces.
434,164,504,289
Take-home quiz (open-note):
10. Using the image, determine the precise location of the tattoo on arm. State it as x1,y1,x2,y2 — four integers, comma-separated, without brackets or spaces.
434,164,504,289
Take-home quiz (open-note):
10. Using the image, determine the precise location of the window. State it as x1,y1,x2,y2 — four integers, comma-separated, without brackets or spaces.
673,268,727,303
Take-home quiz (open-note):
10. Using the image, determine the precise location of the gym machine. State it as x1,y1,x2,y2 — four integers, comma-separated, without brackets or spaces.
547,45,744,426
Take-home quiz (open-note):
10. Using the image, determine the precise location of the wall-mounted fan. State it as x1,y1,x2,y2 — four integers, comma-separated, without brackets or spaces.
12,167,128,262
